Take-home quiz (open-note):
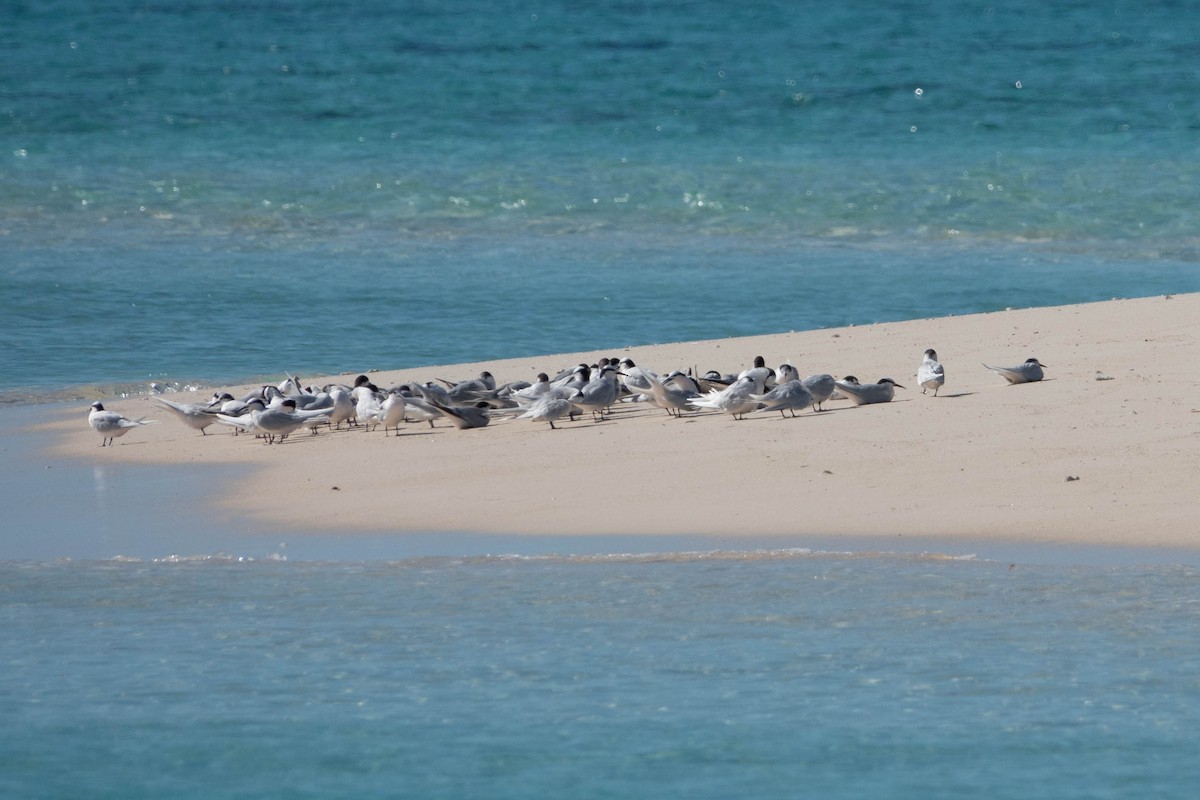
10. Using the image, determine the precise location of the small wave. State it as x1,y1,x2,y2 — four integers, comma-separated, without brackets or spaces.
152,552,289,564
0,373,300,407
99,552,289,565
389,547,981,567
7,548,985,571
0,380,210,407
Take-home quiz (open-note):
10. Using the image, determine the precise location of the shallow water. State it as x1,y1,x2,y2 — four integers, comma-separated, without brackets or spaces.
4,555,1200,799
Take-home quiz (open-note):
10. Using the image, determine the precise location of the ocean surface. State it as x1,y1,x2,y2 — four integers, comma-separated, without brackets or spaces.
5,2,1200,796
3,0,1199,401
4,554,1200,799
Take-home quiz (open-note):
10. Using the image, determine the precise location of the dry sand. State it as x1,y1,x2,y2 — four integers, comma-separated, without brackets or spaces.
48,294,1199,549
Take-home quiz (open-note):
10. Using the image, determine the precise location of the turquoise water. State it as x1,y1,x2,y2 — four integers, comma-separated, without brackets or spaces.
3,0,1199,399
4,555,1200,799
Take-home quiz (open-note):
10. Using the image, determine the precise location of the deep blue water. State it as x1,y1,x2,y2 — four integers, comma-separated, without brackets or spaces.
3,0,1199,400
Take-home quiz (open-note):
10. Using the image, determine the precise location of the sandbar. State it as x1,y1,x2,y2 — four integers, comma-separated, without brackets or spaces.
44,294,1200,550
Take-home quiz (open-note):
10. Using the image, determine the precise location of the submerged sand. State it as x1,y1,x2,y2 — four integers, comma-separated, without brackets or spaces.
48,294,1200,549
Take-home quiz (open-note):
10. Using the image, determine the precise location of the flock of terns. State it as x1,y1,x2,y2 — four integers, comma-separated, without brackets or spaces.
86,350,1049,446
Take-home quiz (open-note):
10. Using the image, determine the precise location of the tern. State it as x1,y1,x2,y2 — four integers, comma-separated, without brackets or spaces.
292,391,333,411
984,358,1047,384
427,399,491,430
211,396,264,435
617,359,657,397
399,392,444,428
216,399,331,444
326,385,356,428
412,381,453,406
353,374,380,393
518,396,576,430
801,374,837,411
918,349,946,396
152,397,220,434
690,375,759,419
663,370,703,395
698,370,736,392
751,380,814,418
573,365,621,421
551,364,590,389
835,377,904,405
510,373,552,403
440,371,497,404
88,402,157,446
377,392,407,435
738,356,774,393
356,389,405,434
642,375,699,417
278,374,303,396
355,388,384,431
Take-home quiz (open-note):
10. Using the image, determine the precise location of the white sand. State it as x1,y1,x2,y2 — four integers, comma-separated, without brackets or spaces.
49,294,1200,549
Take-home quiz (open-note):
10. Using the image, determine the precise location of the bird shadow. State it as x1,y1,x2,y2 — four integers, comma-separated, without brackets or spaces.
392,428,440,438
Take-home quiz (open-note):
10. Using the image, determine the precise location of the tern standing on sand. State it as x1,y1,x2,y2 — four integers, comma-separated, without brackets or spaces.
518,396,576,430
152,397,222,434
751,380,814,418
690,375,760,419
88,402,157,446
216,398,331,444
801,373,837,410
917,349,946,396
